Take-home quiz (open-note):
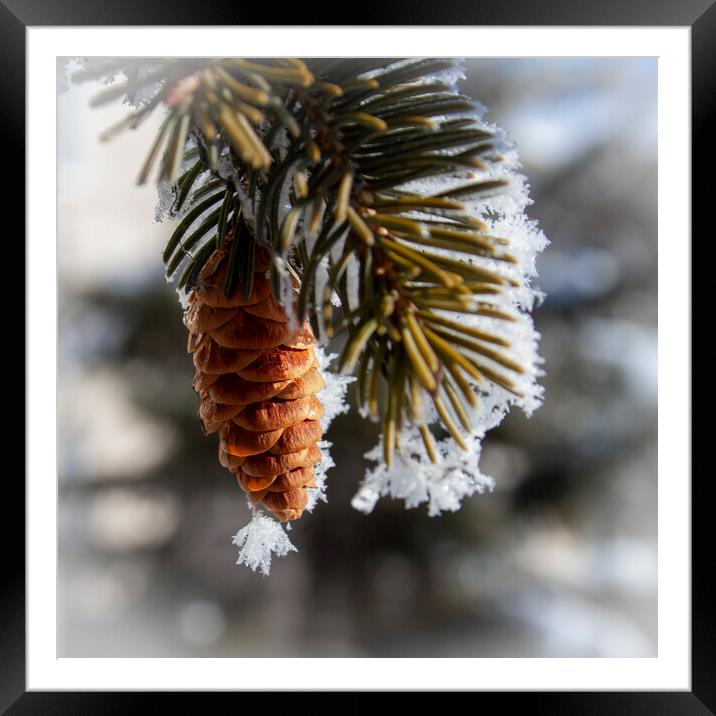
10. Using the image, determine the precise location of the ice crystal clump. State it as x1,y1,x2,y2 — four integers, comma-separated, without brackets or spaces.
154,180,174,223
305,440,335,512
353,390,508,516
315,347,355,427
232,511,297,576
57,57,80,94
303,348,355,512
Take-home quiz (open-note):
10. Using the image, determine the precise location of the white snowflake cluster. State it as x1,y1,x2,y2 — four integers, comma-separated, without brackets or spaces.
231,511,297,576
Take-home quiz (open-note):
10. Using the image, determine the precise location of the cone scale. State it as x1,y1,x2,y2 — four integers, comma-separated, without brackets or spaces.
183,246,325,522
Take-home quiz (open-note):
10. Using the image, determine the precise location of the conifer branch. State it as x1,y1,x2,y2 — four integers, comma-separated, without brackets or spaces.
75,57,534,462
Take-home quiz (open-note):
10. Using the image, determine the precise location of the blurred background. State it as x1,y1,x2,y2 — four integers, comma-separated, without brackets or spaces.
57,58,657,657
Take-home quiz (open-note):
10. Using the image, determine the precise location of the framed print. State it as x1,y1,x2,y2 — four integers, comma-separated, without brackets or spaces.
6,0,707,710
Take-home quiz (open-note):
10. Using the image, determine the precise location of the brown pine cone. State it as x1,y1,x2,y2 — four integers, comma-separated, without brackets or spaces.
183,246,325,522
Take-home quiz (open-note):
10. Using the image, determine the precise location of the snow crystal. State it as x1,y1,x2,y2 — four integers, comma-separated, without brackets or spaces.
232,511,297,576
315,346,355,427
353,428,496,517
122,64,164,109
297,348,353,513
154,180,174,223
306,440,335,511
360,58,467,91
352,367,532,517
358,381,520,516
57,57,82,94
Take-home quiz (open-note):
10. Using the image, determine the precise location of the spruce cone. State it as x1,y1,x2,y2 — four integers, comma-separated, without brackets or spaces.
183,247,325,522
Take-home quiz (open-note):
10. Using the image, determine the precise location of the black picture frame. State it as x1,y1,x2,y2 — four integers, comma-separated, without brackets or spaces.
6,1,705,710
